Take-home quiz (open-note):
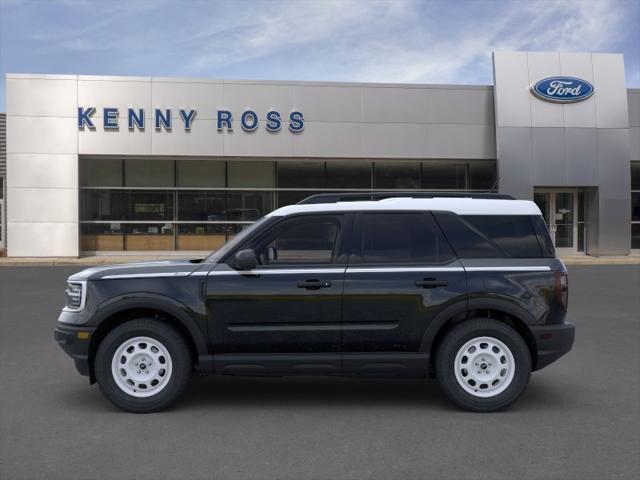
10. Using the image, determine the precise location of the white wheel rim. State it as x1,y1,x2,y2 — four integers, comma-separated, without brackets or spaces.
454,336,515,398
111,336,173,398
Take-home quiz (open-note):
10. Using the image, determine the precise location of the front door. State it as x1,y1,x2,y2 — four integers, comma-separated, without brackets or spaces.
341,212,467,374
534,190,582,254
206,213,350,373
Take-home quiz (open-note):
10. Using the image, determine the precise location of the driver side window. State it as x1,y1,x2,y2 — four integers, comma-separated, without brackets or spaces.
258,215,341,265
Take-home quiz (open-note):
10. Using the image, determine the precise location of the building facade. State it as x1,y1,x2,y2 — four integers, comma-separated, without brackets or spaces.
3,51,639,257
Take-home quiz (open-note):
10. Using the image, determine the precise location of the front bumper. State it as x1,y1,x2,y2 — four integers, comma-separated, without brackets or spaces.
530,321,575,371
54,323,95,377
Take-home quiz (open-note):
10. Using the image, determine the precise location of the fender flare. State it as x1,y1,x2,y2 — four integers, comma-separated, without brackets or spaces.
90,293,209,356
419,296,537,353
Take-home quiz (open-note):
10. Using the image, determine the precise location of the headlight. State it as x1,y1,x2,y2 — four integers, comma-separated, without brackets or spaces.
64,281,86,311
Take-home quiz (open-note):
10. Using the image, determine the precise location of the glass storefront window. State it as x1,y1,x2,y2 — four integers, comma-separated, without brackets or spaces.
277,161,325,188
468,162,496,190
177,160,225,188
81,158,123,187
128,191,174,221
228,161,274,188
633,224,640,250
422,162,466,189
81,189,127,221
325,161,371,189
125,159,175,187
631,162,640,190
79,157,500,251
374,162,420,189
177,223,238,251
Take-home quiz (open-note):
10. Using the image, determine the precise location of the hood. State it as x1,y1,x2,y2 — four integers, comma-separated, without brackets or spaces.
68,258,206,281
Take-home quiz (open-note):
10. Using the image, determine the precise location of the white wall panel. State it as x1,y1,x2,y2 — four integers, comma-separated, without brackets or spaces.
80,119,152,156
223,83,295,119
6,77,77,117
560,52,597,128
292,122,361,157
493,51,531,127
223,123,293,157
152,81,223,119
592,54,629,129
361,87,429,124
7,187,78,223
527,52,564,128
7,222,79,257
7,116,77,154
78,77,151,118
293,85,362,123
361,124,427,158
7,154,78,189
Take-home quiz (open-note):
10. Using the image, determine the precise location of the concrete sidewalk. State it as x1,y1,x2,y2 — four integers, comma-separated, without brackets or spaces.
1,253,639,266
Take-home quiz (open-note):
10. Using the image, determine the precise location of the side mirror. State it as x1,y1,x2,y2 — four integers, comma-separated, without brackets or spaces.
233,249,258,270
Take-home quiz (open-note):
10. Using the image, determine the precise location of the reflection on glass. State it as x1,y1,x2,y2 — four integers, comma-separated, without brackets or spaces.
534,193,550,225
374,162,420,189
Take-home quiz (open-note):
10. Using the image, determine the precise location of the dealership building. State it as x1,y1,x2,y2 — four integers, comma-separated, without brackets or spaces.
1,51,639,257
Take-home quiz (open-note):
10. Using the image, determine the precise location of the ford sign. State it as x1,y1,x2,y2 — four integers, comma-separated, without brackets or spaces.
531,77,594,103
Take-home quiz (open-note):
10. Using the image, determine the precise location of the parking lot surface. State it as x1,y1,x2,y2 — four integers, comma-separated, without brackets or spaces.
1,265,639,480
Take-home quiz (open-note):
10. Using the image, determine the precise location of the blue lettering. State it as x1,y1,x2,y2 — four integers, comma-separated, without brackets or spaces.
103,108,119,129
179,109,197,130
217,110,233,131
241,110,259,132
128,108,145,130
78,107,96,129
289,111,304,133
265,110,281,132
155,109,172,130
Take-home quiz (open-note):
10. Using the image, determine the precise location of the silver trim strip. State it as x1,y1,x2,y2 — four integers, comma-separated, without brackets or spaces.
210,268,346,276
101,271,193,279
104,265,551,279
347,267,464,273
464,266,551,272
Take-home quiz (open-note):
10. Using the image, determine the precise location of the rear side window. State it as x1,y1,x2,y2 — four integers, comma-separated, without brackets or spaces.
356,213,455,264
434,213,544,258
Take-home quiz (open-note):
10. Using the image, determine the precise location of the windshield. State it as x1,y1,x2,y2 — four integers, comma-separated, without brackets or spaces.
204,217,271,264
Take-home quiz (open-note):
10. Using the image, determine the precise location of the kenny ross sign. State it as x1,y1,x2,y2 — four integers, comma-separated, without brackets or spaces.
78,107,305,133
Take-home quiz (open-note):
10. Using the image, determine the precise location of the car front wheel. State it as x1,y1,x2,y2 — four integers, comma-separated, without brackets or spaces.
95,319,192,413
436,318,531,412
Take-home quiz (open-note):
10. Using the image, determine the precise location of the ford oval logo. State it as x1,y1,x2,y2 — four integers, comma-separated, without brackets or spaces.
531,76,594,103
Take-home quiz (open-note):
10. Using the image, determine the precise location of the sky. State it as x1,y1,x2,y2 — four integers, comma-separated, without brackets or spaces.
0,0,639,111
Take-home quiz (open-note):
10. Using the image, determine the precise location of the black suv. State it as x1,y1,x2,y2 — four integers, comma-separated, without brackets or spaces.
55,193,575,413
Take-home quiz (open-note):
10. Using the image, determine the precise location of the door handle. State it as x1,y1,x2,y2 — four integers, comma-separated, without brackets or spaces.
297,279,332,290
415,278,448,288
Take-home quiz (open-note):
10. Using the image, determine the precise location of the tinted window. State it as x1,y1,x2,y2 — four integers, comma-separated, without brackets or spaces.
357,213,454,264
433,212,503,258
435,213,544,258
462,215,542,258
258,216,341,265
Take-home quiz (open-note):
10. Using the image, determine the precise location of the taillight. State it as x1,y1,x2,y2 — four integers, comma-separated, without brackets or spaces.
555,271,568,311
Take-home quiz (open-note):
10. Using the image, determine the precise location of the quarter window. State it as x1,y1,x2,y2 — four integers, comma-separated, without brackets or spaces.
357,213,454,264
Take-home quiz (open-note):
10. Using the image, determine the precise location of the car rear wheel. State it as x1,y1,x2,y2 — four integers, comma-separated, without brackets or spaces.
436,318,531,412
95,319,191,413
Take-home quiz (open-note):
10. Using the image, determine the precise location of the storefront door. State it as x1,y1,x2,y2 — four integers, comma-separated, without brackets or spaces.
534,189,585,255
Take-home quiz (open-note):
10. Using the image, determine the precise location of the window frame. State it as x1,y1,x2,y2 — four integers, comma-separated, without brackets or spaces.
348,211,457,266
223,212,353,268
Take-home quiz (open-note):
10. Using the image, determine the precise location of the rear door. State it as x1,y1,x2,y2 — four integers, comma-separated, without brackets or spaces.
341,212,467,374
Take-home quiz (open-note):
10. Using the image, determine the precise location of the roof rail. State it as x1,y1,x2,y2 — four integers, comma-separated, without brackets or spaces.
297,191,515,204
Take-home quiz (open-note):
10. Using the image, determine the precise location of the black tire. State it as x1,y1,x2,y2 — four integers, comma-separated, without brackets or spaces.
95,319,192,413
435,318,531,412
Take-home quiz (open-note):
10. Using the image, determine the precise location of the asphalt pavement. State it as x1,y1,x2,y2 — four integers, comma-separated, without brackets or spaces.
0,265,639,480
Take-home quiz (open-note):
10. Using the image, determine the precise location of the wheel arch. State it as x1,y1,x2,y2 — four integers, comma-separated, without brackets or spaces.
422,298,539,374
87,294,208,383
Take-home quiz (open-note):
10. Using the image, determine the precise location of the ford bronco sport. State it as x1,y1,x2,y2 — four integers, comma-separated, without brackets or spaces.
55,193,575,413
